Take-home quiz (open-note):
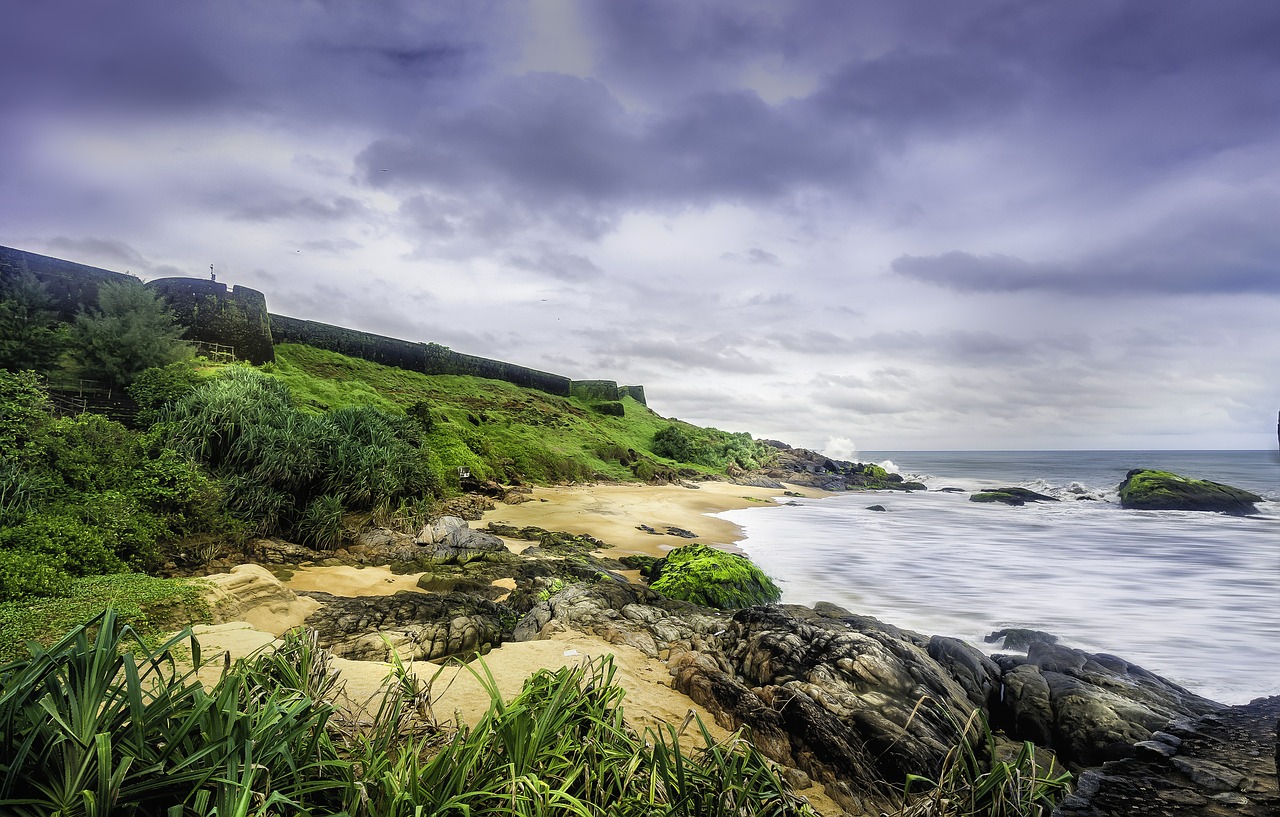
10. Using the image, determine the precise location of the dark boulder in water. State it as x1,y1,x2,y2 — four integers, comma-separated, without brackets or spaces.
970,487,1057,506
1118,469,1262,515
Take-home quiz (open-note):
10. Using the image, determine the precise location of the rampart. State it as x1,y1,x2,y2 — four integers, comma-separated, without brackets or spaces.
1,243,641,401
0,246,133,320
148,277,275,365
269,314,572,395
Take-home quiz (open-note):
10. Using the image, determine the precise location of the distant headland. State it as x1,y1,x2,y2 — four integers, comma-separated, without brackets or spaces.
0,244,645,405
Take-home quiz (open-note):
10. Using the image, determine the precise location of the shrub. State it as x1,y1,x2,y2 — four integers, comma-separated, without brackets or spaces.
297,493,345,550
0,549,71,602
127,360,205,426
890,705,1072,817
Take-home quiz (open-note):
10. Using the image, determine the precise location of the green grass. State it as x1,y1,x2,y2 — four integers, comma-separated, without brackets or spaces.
0,572,211,663
262,343,728,487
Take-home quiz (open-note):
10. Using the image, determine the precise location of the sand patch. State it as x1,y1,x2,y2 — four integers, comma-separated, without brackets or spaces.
485,481,816,557
285,565,427,597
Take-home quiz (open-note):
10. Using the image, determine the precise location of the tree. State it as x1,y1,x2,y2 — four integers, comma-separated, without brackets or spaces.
0,270,68,373
72,280,189,387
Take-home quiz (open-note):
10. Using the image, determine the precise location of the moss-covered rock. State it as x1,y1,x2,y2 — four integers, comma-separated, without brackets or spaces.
1118,469,1263,515
648,543,781,609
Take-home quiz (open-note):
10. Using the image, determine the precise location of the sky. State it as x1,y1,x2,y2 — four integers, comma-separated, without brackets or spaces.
3,1,1278,453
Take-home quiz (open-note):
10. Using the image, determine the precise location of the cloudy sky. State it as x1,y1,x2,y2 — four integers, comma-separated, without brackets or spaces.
3,1,1278,452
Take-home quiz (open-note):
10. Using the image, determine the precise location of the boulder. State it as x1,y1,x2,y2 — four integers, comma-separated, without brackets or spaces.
970,487,1058,506
648,543,782,609
304,590,514,662
204,564,301,622
991,641,1223,767
1117,469,1263,514
413,516,507,565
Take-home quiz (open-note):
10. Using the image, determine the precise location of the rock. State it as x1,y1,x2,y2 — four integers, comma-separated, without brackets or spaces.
985,627,1059,651
413,516,507,565
305,590,514,662
971,487,1058,506
971,492,1026,505
250,538,323,564
665,526,698,538
435,494,495,520
865,504,887,512
927,635,1002,708
1053,695,1280,817
204,564,301,621
1117,468,1263,514
670,604,979,814
991,641,1222,768
648,543,782,609
938,487,966,493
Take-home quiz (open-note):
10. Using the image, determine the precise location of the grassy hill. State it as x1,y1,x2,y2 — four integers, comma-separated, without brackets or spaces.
261,343,771,490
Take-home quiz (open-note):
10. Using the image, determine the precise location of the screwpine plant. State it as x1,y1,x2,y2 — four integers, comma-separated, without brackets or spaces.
888,701,1073,817
0,612,819,816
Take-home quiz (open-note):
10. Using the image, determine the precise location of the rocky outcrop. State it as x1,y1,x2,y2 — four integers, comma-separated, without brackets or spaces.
412,516,508,565
989,638,1222,768
304,590,514,662
1117,469,1263,515
1054,695,1279,816
204,564,302,621
510,585,1240,815
753,445,927,492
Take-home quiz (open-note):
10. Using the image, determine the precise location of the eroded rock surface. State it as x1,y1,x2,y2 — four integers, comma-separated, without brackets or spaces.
990,637,1222,768
1053,695,1279,817
305,590,514,662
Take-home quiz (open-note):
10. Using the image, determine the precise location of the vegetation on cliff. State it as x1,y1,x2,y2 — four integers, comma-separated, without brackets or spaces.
649,543,782,609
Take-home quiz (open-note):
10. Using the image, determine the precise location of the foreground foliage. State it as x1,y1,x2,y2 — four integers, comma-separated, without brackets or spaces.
0,371,229,601
890,705,1072,817
0,612,817,816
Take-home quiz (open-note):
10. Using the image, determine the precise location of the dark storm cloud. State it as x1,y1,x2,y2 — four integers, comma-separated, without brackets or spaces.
894,218,1280,296
358,74,858,227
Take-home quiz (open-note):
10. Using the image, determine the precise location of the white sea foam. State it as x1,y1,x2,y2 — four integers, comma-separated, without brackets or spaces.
724,450,1280,705
823,436,859,462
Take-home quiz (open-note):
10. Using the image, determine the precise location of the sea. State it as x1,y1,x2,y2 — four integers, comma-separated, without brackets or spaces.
721,450,1279,706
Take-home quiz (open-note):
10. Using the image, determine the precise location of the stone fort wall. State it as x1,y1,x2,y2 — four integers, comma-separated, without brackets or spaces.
0,245,644,402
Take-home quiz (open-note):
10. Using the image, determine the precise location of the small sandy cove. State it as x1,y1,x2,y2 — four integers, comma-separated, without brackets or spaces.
190,481,835,812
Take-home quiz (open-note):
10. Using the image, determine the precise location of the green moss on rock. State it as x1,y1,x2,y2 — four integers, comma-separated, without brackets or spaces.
648,543,781,609
1118,469,1262,515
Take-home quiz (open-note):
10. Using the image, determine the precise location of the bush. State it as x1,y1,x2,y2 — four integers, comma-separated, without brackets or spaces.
164,368,439,539
0,549,71,602
127,360,205,426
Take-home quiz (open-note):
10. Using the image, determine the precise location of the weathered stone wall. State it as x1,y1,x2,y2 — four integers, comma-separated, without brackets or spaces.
146,277,275,364
269,313,573,396
570,379,621,401
0,245,134,320
2,244,641,400
621,385,647,405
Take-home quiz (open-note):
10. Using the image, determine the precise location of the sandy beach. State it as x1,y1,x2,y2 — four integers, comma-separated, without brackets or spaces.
484,479,819,557
192,481,838,812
